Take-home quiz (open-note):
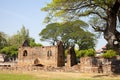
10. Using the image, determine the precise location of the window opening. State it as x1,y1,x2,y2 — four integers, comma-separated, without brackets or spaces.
23,50,27,56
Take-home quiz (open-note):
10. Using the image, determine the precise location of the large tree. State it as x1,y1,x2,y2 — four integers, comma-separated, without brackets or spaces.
0,26,30,61
42,0,120,53
8,26,29,47
59,20,96,49
39,23,60,45
39,20,96,49
0,26,42,61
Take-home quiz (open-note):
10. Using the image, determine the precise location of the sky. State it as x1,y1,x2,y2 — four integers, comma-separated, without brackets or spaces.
0,0,107,50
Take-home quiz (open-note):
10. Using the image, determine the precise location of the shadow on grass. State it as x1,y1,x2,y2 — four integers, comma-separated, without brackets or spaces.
92,74,109,78
92,73,120,78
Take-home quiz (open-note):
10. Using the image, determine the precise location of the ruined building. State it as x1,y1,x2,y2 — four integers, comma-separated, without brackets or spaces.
18,41,65,67
17,40,120,74
66,46,77,67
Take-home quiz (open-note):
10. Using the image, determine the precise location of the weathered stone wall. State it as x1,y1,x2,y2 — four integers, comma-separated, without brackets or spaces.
57,41,65,67
80,57,98,73
17,40,120,73
80,57,120,74
66,46,77,67
18,41,65,67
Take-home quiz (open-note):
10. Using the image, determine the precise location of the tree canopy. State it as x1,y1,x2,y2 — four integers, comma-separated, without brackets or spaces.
0,32,7,49
39,23,60,45
39,20,96,49
0,26,42,62
8,26,29,47
42,0,120,53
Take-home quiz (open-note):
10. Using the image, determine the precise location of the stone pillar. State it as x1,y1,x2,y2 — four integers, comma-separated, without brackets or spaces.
66,46,77,67
57,41,65,67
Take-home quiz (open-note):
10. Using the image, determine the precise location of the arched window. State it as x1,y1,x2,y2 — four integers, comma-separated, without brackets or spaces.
49,50,52,56
47,50,52,57
23,50,28,56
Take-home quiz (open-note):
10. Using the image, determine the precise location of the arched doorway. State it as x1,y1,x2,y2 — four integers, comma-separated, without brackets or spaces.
34,58,44,67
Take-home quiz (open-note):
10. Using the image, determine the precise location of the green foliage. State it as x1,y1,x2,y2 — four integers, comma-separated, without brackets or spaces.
0,26,30,59
75,50,85,58
0,46,18,57
39,20,96,49
75,49,96,58
42,0,117,21
39,23,60,45
84,49,96,57
0,32,7,49
65,48,96,58
42,0,120,53
29,38,42,47
0,73,39,80
8,26,30,47
0,26,42,60
64,49,68,57
76,31,96,50
102,50,117,58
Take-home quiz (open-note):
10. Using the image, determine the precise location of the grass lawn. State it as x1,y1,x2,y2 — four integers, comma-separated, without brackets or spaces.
0,72,39,80
0,71,120,80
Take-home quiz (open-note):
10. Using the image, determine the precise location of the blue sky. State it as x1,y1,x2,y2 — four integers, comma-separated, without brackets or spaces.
0,0,50,44
0,0,107,50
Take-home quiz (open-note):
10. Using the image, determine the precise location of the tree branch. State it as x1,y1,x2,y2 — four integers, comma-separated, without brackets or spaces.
63,2,107,21
90,24,105,32
77,10,107,21
112,0,120,14
91,12,107,21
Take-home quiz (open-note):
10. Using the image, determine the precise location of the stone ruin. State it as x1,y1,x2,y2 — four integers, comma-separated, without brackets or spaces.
18,41,65,67
66,46,77,67
80,56,120,74
1,40,120,74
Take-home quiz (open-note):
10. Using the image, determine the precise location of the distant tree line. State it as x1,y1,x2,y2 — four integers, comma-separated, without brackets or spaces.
0,26,42,62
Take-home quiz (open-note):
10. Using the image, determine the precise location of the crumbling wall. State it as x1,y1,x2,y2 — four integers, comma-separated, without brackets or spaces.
18,46,58,67
18,41,65,67
57,41,65,67
66,46,77,67
80,57,120,74
80,57,98,73
17,40,120,73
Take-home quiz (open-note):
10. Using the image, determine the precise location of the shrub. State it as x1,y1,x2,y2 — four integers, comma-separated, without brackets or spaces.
78,50,86,57
84,49,96,57
75,49,95,58
102,50,117,58
0,46,18,57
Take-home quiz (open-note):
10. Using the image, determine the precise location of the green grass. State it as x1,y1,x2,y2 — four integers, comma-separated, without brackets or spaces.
0,71,120,80
0,72,38,80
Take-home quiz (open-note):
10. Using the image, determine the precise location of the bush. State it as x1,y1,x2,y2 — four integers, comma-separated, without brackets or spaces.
77,50,86,57
102,50,117,58
75,49,95,58
0,46,18,57
84,49,96,57
65,48,95,58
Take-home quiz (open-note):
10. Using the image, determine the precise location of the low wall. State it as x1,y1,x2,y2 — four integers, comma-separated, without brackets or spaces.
80,57,120,74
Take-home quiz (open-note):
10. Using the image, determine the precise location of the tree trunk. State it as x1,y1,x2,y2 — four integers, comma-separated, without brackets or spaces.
104,0,120,53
